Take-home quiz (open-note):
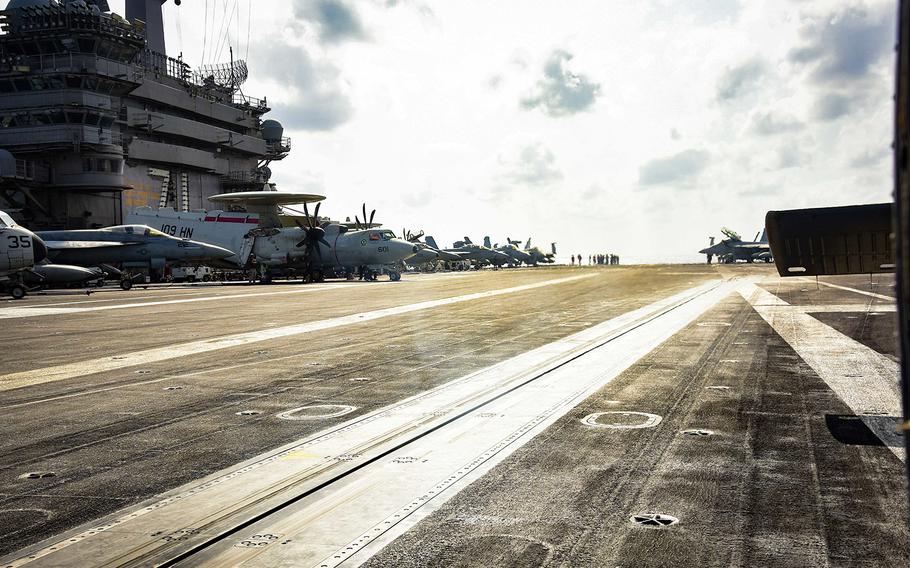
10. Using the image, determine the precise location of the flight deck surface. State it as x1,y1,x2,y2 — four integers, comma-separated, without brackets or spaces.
0,266,905,567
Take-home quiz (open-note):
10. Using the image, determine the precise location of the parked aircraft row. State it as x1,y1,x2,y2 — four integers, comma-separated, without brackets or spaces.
1,189,557,298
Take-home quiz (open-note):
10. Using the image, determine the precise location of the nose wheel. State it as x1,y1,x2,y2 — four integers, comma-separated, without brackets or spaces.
9,284,26,300
388,271,401,282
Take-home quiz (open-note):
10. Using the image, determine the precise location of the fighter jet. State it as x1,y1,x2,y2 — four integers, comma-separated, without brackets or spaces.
130,193,418,282
0,209,47,298
484,237,532,266
36,225,234,288
432,236,511,268
699,228,772,264
523,238,557,266
402,229,463,271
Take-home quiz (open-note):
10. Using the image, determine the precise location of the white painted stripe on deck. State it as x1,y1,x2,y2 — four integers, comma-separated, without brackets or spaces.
739,282,904,461
0,274,595,391
801,278,895,301
0,279,727,568
0,284,360,319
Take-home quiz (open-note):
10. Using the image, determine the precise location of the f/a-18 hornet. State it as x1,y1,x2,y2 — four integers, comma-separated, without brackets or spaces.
484,237,532,266
522,238,557,266
130,192,418,282
402,229,463,271
36,224,234,289
427,236,511,268
699,228,772,264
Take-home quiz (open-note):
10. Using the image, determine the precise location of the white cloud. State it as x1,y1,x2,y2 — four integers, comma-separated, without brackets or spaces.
136,0,898,262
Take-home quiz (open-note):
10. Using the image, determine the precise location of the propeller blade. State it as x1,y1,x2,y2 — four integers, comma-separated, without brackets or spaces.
362,203,367,227
313,202,321,225
302,202,311,229
355,215,362,230
294,219,306,231
296,239,307,247
319,237,331,248
369,209,376,226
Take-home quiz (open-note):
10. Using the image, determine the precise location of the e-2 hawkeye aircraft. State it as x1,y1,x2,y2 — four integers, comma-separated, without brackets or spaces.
0,209,47,298
129,191,419,283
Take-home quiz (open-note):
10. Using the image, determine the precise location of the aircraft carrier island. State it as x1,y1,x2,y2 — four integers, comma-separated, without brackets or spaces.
0,0,288,230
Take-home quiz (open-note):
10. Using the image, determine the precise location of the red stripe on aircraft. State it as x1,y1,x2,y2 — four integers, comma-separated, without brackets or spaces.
202,216,259,224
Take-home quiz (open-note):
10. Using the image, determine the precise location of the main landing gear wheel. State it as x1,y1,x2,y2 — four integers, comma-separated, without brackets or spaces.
389,271,401,282
120,279,133,291
9,285,26,300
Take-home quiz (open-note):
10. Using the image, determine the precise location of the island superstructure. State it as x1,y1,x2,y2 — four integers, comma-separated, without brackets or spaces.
0,0,289,230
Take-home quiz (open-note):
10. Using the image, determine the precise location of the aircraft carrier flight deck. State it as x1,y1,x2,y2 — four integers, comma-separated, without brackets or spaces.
0,265,905,568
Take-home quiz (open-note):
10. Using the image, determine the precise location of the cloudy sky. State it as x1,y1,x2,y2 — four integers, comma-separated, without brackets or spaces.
111,0,896,262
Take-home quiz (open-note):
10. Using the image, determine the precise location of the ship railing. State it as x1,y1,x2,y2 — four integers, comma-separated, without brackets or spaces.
0,125,123,148
0,52,139,82
232,92,268,110
220,170,269,185
265,136,291,154
136,49,191,83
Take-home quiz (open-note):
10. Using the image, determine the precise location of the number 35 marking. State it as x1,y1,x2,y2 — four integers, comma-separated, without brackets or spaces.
6,235,30,248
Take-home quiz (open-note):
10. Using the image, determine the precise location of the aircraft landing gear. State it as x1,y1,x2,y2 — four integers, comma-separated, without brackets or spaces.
388,271,401,282
120,279,133,291
9,284,26,300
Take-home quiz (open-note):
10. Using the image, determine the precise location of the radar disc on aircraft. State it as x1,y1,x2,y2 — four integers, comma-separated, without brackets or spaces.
208,192,326,206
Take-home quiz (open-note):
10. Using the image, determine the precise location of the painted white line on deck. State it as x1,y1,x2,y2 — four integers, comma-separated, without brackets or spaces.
0,274,595,391
739,282,904,461
0,284,361,320
0,278,726,568
800,278,895,301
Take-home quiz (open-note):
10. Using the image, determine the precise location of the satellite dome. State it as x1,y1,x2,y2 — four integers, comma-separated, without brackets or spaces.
5,0,57,9
0,149,17,178
261,119,284,143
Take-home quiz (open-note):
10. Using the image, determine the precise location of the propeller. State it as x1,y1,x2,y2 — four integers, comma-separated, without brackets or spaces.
402,228,424,243
354,203,378,230
294,202,331,265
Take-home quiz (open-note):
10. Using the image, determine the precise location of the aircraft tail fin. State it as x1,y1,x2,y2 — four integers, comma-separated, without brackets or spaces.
758,228,768,243
463,236,473,245
483,236,492,248
525,238,532,250
425,235,440,249
551,242,557,255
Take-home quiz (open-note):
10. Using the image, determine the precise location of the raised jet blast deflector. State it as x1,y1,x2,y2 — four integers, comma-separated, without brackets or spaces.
765,203,894,276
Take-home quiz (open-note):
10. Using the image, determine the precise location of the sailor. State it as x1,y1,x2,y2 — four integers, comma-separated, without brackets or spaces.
571,254,575,265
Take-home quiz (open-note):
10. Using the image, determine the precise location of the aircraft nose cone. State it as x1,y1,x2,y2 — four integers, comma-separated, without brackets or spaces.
206,243,235,259
31,234,47,263
391,239,417,260
186,240,234,259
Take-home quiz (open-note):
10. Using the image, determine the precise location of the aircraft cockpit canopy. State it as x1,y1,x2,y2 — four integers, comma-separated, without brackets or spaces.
369,230,397,241
0,210,15,228
104,225,168,238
